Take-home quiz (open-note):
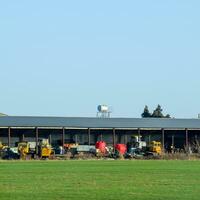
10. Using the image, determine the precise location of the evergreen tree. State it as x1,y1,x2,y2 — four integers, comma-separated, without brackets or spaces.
141,105,152,118
152,104,164,118
141,105,171,118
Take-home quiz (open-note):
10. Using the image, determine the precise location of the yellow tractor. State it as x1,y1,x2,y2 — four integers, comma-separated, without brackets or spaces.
18,142,30,160
18,141,37,159
148,141,162,155
39,139,53,158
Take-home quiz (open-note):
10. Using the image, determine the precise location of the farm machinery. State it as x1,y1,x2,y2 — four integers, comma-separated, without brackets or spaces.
0,141,7,151
0,138,53,160
38,139,53,159
18,142,31,159
0,141,8,158
0,141,19,159
61,140,123,158
126,135,162,158
126,136,146,158
17,139,53,159
147,141,162,155
0,133,162,160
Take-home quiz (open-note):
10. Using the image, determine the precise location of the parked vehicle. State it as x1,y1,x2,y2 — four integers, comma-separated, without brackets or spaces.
126,136,162,158
38,139,53,158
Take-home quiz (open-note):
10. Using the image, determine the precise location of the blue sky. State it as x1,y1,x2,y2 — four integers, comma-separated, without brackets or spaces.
0,1,200,118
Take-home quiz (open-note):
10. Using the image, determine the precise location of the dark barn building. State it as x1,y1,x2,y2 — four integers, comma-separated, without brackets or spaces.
1,116,200,152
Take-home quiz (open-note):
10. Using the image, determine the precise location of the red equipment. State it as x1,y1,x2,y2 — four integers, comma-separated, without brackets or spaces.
115,144,127,155
95,141,106,154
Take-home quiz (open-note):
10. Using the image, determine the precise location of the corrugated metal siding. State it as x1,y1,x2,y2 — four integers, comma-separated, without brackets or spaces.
0,116,200,129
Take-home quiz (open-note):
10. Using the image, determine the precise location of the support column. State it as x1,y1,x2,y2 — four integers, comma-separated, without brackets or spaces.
162,128,165,152
22,133,25,142
75,134,78,143
100,133,103,141
49,134,52,145
88,128,91,145
62,127,65,148
113,128,116,153
35,127,39,155
185,128,189,153
195,134,198,141
171,135,174,153
124,134,127,144
8,127,11,148
138,128,141,138
148,135,151,145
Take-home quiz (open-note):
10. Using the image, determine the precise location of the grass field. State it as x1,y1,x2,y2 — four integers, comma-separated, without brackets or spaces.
0,160,200,200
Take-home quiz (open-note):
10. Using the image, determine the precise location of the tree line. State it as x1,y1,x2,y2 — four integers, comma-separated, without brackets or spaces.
141,105,170,118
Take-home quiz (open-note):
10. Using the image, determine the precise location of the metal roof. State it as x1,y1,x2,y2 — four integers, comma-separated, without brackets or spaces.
0,116,200,129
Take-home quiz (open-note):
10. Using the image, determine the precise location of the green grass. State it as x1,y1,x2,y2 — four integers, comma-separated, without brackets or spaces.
0,160,200,200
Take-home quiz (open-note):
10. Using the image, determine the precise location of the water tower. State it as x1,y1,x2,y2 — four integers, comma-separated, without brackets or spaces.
96,105,111,118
